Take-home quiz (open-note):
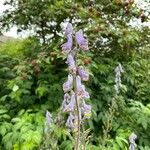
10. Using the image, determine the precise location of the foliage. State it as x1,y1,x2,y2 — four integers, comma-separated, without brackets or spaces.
0,38,66,149
1,0,149,58
0,109,44,150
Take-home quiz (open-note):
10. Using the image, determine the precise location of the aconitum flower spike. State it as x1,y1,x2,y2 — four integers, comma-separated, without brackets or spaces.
64,93,75,112
78,66,89,81
61,34,73,54
75,29,88,51
61,23,91,134
81,102,91,119
66,113,75,129
66,54,76,74
65,23,73,36
63,74,73,93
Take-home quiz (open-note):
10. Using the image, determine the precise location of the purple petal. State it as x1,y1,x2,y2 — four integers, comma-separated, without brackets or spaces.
81,103,91,119
76,75,82,88
78,66,89,81
64,93,75,112
61,34,72,54
63,74,73,93
62,93,70,110
75,29,88,51
82,91,90,99
66,54,76,74
65,23,73,36
66,113,75,129
76,76,90,99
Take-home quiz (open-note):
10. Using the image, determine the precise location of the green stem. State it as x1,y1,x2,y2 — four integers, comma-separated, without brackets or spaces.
81,120,86,150
74,86,81,150
73,52,81,150
101,97,116,148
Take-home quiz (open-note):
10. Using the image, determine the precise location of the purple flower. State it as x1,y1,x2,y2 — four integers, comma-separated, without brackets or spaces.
76,76,90,99
62,93,70,110
78,66,89,81
61,34,72,54
66,113,75,129
66,54,76,74
65,23,73,36
64,93,75,112
129,133,137,150
63,74,73,93
75,29,88,51
81,102,91,119
82,91,90,99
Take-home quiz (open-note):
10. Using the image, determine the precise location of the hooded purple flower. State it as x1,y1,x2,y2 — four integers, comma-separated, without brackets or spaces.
66,113,75,129
82,91,90,99
64,93,75,112
78,66,89,81
63,74,73,93
62,93,70,110
66,54,76,74
61,34,73,54
81,102,91,119
75,29,88,51
65,23,73,36
76,76,90,100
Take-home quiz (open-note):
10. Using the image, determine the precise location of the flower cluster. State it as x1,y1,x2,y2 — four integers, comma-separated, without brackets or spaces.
114,63,123,94
61,23,91,131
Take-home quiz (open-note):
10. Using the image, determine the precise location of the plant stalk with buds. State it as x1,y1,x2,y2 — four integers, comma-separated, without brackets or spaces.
101,63,123,148
61,23,91,150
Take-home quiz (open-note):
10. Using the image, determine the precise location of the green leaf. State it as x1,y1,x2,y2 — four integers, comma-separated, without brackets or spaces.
0,109,8,114
35,86,48,97
13,85,19,92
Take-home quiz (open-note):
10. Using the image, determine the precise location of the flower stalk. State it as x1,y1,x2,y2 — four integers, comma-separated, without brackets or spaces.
101,64,123,148
61,23,91,150
74,73,81,150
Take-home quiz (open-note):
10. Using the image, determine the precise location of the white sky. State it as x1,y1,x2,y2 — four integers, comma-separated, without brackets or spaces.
0,0,149,38
0,0,25,38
